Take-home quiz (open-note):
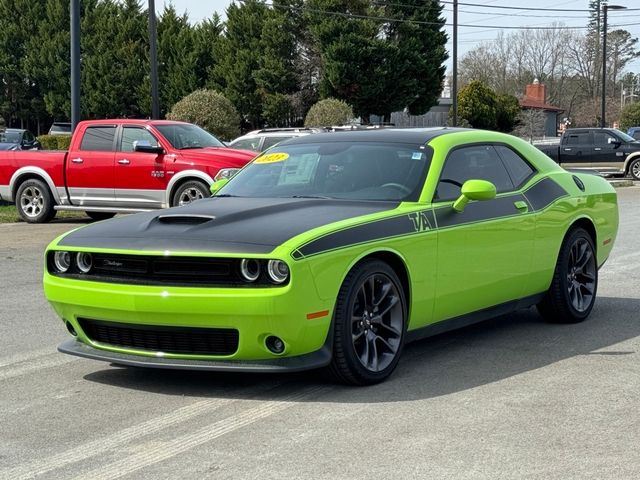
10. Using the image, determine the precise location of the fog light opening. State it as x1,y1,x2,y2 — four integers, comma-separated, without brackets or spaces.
66,321,77,337
265,335,285,354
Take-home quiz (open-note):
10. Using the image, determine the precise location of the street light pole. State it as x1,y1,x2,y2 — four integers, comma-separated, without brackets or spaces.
452,0,458,127
601,4,627,128
148,0,160,119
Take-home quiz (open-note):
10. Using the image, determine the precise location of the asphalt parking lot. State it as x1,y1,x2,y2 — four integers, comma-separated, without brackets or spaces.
1,187,639,480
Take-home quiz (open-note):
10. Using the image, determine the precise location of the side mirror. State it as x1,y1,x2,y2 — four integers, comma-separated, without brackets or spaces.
453,179,496,212
210,178,229,195
133,140,164,155
607,137,621,147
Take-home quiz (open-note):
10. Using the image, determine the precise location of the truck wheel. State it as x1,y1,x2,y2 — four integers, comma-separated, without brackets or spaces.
537,227,597,324
629,158,640,180
16,178,56,224
329,260,406,385
86,211,116,222
171,180,209,207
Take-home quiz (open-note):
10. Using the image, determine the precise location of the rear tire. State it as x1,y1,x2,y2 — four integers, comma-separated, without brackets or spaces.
86,211,116,222
15,178,56,224
171,180,209,207
329,260,406,385
537,227,597,324
628,158,640,181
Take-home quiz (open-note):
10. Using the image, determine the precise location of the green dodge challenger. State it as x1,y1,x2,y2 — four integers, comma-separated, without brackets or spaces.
44,129,618,385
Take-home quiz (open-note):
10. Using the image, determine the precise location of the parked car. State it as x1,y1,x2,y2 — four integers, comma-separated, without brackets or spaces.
48,122,72,136
627,126,640,140
0,129,40,151
534,128,640,180
228,128,322,152
0,119,255,223
45,128,618,385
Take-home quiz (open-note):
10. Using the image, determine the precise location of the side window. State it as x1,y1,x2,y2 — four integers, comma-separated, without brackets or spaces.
263,136,292,150
231,138,261,152
121,127,159,152
80,126,116,151
494,145,535,188
565,133,590,145
593,131,617,145
436,145,514,201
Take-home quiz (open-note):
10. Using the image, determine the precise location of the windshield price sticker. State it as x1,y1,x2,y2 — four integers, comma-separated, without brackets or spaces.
255,152,289,164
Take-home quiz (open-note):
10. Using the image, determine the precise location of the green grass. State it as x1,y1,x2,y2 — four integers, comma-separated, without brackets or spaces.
0,203,88,223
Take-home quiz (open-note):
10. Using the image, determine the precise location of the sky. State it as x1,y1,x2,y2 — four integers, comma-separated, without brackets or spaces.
162,0,640,92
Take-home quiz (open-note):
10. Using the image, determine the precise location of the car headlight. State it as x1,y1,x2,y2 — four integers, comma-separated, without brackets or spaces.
240,258,261,282
53,251,71,273
267,260,289,284
214,168,240,181
76,252,93,273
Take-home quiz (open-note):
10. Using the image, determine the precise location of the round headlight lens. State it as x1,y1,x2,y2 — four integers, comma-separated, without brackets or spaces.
53,251,71,273
76,252,93,273
267,260,289,284
240,258,261,282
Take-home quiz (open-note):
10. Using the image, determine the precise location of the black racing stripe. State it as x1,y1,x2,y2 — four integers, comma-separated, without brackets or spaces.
523,177,568,211
434,193,528,228
296,211,435,258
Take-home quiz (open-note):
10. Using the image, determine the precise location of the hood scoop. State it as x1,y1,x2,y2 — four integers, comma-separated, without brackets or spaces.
157,214,216,225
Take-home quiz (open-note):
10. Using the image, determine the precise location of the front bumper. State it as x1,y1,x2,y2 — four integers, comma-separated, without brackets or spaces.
44,263,334,366
59,338,332,372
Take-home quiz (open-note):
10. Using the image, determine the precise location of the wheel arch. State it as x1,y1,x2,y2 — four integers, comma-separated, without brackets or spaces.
342,248,412,318
9,167,61,204
566,215,597,252
624,153,640,174
165,170,213,207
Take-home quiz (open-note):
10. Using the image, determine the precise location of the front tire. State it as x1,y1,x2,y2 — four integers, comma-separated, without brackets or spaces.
16,178,56,223
329,260,406,385
537,227,598,323
628,158,640,181
171,180,209,207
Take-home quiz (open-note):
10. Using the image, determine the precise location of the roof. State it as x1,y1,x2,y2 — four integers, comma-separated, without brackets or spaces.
282,127,470,145
519,98,564,112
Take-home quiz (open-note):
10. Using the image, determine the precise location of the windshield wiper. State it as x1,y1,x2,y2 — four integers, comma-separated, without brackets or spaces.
213,194,237,198
179,146,204,150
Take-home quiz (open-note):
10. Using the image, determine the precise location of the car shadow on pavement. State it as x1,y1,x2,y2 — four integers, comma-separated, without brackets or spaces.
83,296,639,403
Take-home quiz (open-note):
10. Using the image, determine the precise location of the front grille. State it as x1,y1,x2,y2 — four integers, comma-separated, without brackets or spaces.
78,318,239,356
47,253,287,287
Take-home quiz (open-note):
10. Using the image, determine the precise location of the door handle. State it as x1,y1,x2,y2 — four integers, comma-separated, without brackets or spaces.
594,147,602,151
514,200,529,213
71,158,83,164
563,148,572,151
118,159,130,165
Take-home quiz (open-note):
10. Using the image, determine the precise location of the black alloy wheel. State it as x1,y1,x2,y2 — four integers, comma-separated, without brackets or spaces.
538,227,598,323
329,260,406,385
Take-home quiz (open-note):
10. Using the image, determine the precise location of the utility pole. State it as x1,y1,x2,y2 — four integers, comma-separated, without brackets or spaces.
70,0,80,130
148,0,160,119
601,4,628,128
452,0,458,127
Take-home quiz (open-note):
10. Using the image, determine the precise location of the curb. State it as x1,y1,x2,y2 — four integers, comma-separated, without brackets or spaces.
608,179,636,188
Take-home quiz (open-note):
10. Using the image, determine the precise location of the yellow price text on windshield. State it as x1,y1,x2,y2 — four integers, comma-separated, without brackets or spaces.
254,152,289,164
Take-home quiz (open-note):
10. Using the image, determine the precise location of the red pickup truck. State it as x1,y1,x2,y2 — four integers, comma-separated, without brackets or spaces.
0,119,255,223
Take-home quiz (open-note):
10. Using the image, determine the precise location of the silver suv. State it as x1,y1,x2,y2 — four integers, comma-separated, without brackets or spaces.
228,128,323,152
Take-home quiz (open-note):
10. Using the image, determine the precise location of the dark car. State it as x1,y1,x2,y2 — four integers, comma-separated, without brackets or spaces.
0,129,40,151
627,127,640,140
48,122,72,136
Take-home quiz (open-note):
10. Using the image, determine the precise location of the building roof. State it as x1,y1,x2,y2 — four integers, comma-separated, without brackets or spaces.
519,98,564,112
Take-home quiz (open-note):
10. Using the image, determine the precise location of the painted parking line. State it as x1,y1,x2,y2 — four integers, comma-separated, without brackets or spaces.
70,386,330,480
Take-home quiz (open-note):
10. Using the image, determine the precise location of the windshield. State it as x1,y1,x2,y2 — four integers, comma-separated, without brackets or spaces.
0,131,21,143
219,141,432,201
613,129,638,143
155,124,225,149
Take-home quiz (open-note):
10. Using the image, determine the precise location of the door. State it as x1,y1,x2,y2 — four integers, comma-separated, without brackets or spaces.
560,131,592,167
432,144,536,322
114,126,166,208
591,130,625,173
66,125,116,206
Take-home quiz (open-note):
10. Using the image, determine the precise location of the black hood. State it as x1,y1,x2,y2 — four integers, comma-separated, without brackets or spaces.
58,197,399,254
